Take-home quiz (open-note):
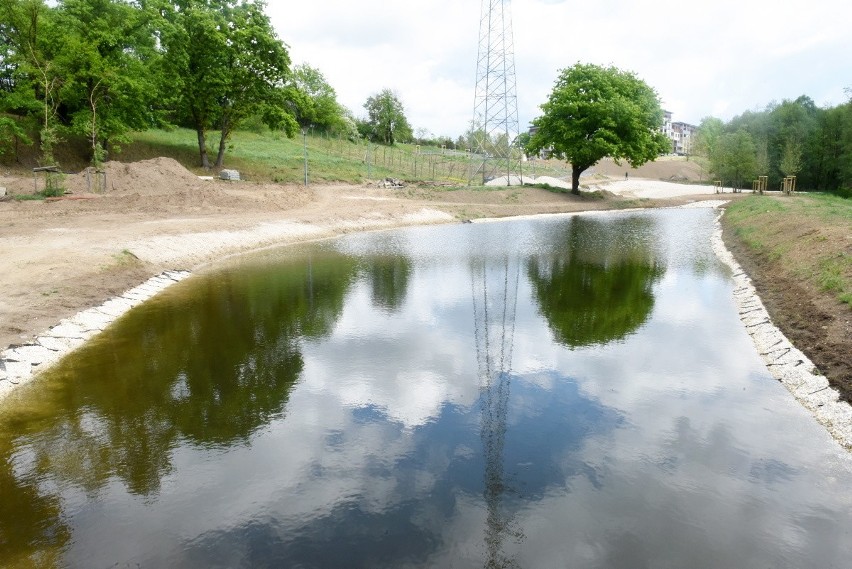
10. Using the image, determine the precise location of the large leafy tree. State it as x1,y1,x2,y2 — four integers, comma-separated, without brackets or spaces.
363,88,412,145
528,63,670,194
1,0,160,166
710,129,758,190
153,0,296,168
55,0,160,164
285,63,345,133
0,0,64,163
212,0,296,166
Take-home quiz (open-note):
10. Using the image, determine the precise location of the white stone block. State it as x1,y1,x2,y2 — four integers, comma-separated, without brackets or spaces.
2,360,33,382
38,335,79,352
5,345,55,365
45,322,86,339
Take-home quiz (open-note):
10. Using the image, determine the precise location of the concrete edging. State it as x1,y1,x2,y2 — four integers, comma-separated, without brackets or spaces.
712,208,852,451
0,270,191,401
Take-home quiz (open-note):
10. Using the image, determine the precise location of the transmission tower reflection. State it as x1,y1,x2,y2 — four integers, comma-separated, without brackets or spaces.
470,254,523,567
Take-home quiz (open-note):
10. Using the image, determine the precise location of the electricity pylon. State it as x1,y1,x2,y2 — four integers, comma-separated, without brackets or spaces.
470,0,523,186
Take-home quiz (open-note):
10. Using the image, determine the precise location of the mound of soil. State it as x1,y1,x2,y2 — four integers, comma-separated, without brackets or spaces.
65,157,206,195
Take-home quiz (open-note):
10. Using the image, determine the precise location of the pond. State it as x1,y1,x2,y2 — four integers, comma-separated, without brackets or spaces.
1,208,851,568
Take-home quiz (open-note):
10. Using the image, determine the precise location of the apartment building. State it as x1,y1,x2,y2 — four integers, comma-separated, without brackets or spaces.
661,111,696,155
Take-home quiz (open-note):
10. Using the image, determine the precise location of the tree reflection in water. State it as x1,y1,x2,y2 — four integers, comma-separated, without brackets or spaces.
528,215,665,348
0,438,70,569
363,255,412,313
0,252,359,566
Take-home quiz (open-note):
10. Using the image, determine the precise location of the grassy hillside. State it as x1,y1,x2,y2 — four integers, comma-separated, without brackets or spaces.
2,126,704,186
125,128,585,185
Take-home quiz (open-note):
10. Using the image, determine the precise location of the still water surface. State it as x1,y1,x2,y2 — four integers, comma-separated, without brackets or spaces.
1,209,851,568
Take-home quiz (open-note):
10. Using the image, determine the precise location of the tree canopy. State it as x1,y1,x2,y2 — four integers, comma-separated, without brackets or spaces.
0,0,330,169
154,0,297,168
527,63,670,194
709,130,758,190
362,88,412,145
694,94,852,194
285,63,347,133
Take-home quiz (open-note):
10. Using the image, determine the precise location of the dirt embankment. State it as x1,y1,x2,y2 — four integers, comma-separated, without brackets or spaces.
721,205,852,402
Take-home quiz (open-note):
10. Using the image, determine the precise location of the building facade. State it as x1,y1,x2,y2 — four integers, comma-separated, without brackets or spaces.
660,111,696,155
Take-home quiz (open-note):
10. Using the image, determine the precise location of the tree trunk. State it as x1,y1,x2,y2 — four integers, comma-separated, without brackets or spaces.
215,116,230,168
196,126,210,169
571,165,583,195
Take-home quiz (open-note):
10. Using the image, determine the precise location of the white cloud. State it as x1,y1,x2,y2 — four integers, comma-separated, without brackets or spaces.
269,0,851,136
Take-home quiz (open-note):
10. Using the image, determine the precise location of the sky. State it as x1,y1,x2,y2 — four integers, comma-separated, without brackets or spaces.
268,0,852,139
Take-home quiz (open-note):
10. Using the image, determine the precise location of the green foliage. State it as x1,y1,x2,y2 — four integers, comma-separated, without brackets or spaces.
710,130,758,190
0,0,63,164
363,88,413,145
699,94,852,192
285,63,347,134
528,63,670,194
779,137,803,177
149,0,297,168
527,215,665,348
56,0,161,165
693,117,724,168
0,115,31,155
0,0,165,166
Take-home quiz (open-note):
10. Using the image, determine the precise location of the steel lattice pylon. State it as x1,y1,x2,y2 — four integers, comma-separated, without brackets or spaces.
470,0,523,186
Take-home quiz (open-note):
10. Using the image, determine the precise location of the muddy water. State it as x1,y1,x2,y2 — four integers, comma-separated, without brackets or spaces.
1,209,851,568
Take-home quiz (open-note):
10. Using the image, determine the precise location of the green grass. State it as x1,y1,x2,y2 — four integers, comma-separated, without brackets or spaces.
526,182,568,193
123,128,503,185
13,193,48,201
725,193,852,307
12,186,65,201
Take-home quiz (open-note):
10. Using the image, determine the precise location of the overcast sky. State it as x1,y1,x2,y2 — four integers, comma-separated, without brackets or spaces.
269,0,851,139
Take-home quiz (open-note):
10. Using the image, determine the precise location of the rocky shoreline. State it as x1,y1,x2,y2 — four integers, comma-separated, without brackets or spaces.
0,270,191,400
711,210,852,450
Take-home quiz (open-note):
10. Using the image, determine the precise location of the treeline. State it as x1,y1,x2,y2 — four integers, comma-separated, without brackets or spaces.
695,94,852,194
0,0,418,170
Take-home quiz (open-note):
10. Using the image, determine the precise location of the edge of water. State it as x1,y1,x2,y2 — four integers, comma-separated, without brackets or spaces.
0,270,190,401
710,208,852,451
2,202,849,454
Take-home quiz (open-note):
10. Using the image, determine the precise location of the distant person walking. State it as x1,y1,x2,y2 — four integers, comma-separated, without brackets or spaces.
625,172,628,180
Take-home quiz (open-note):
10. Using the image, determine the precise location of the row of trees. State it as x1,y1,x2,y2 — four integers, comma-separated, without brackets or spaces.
0,0,426,170
695,94,852,192
522,62,851,195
